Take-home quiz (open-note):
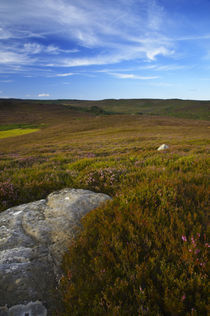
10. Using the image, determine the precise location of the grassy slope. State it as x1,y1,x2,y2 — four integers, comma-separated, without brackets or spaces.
1,98,210,120
0,99,209,315
0,128,40,139
97,99,210,120
58,98,210,120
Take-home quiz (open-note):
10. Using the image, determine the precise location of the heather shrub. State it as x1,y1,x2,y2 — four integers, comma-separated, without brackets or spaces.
0,180,19,209
68,158,96,172
0,166,74,211
82,167,126,195
0,105,209,315
59,177,209,315
68,157,122,172
169,155,209,173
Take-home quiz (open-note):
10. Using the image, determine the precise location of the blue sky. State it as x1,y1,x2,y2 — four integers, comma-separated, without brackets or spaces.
0,0,210,100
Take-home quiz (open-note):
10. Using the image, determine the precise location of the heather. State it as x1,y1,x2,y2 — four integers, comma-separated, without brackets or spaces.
58,153,209,315
0,99,209,315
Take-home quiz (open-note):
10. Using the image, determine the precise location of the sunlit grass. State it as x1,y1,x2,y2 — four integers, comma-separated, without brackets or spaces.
0,128,40,139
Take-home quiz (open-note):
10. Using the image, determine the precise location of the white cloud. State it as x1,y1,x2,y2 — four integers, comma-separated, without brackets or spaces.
0,51,33,65
139,64,187,71
0,27,11,39
146,47,173,60
38,93,50,97
0,0,174,71
24,43,42,54
152,64,186,71
109,72,159,80
44,45,78,54
1,0,209,76
51,55,120,67
24,43,58,55
23,43,78,55
15,30,45,39
0,41,79,71
48,43,174,68
175,34,210,42
56,72,74,77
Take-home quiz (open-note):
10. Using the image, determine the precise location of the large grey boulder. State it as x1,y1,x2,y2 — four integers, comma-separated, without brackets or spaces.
0,189,111,315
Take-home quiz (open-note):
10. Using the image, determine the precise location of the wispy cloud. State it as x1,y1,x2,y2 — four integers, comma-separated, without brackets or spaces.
24,43,42,55
0,27,11,39
108,72,159,80
5,0,208,76
139,64,188,71
0,51,34,65
55,72,74,77
24,43,79,55
47,44,174,68
38,93,50,97
174,34,210,41
146,47,174,60
0,0,210,100
48,55,123,67
0,0,175,72
0,80,13,83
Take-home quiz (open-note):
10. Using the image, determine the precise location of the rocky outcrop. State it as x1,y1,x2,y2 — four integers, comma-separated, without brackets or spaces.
0,189,111,315
0,301,47,316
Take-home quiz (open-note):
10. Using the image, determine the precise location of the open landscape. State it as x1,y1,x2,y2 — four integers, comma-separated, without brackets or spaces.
1,0,210,315
0,98,209,315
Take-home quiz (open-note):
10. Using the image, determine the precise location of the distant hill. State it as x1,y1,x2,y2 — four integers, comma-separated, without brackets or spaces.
0,98,209,123
62,98,210,120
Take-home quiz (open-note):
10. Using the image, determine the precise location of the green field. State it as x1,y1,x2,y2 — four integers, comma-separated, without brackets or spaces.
0,128,40,139
0,98,209,315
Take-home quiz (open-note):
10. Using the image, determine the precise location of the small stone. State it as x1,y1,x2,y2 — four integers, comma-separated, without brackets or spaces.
157,144,169,151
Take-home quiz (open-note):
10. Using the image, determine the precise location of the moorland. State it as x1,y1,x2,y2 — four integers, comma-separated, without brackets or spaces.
0,98,209,315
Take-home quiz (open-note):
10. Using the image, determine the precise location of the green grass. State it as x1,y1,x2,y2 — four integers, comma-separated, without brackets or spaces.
0,99,209,315
0,123,41,131
0,128,40,139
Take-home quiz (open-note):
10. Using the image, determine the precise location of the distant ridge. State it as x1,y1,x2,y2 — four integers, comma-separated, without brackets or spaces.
0,98,209,121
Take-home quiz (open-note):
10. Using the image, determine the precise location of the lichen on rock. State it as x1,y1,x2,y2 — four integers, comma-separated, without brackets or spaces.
0,188,111,315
